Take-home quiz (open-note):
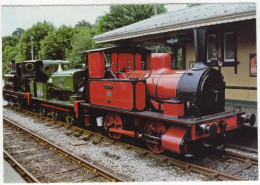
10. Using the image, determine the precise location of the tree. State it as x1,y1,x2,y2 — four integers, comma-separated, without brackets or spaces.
68,27,99,68
187,4,200,7
12,28,25,39
2,36,19,51
40,25,77,60
75,20,93,29
97,5,167,34
18,21,55,61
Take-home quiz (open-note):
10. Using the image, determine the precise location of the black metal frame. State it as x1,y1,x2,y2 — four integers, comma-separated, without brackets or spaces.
221,30,238,74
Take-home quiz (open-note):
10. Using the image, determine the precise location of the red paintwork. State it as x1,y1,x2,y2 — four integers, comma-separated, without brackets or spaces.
104,112,123,139
24,92,30,105
144,120,167,153
164,103,184,117
74,100,85,118
161,125,187,154
122,54,185,101
125,69,184,101
147,54,151,70
109,128,139,138
88,52,105,78
41,103,69,112
111,53,142,74
89,80,145,111
191,115,240,140
151,53,171,71
146,69,185,100
150,99,164,111
135,54,142,70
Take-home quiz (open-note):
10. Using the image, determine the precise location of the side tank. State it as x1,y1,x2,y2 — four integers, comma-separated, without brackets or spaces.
49,69,85,92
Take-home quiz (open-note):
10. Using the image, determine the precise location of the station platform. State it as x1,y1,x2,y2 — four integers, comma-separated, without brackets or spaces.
4,160,26,183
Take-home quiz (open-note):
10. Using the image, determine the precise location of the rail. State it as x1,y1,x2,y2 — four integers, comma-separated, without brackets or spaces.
4,150,40,183
3,118,124,182
4,105,258,181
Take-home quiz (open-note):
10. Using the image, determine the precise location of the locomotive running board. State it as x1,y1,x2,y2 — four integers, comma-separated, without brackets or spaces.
191,111,231,121
80,103,244,126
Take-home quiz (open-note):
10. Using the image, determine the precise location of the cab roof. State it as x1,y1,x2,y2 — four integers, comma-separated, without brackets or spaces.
80,45,151,54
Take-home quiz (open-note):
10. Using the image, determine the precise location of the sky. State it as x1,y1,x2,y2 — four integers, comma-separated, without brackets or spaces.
1,4,187,36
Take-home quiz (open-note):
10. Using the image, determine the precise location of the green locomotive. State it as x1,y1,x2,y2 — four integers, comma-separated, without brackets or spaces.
3,60,86,124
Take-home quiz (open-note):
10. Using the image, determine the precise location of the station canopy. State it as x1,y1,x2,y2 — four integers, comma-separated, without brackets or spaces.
93,3,256,45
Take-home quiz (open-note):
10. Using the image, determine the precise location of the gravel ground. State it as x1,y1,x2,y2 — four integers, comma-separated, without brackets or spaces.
4,122,106,183
3,107,206,182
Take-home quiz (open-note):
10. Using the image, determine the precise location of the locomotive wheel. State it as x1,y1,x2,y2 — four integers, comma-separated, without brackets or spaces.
104,112,124,139
66,114,76,125
144,120,167,153
39,107,47,116
51,111,59,121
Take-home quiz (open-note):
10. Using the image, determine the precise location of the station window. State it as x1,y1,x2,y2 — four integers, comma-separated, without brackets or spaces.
224,32,236,62
207,34,217,62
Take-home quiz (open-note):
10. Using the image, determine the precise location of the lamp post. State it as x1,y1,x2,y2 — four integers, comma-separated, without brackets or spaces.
30,35,34,60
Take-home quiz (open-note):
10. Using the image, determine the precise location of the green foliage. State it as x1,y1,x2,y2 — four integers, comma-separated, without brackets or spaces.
187,4,200,7
18,21,55,61
171,47,184,70
67,27,99,68
97,5,167,34
40,25,77,60
2,46,15,75
2,36,19,51
12,28,25,39
75,20,93,29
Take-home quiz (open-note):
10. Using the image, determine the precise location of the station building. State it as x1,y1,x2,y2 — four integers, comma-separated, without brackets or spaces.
93,4,257,109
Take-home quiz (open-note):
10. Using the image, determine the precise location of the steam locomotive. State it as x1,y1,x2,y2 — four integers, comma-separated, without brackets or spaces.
3,28,255,155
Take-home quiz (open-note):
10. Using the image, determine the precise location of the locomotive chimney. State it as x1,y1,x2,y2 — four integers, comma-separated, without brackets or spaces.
57,62,63,72
193,28,209,69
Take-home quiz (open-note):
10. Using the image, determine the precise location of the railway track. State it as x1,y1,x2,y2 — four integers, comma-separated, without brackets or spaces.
4,150,39,183
223,151,258,166
4,105,258,181
3,118,124,183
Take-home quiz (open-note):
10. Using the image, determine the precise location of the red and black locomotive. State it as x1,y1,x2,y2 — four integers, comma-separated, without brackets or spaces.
3,28,255,155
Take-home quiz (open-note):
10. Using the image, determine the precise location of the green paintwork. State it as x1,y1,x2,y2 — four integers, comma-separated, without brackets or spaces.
49,69,85,92
69,95,82,104
35,82,52,99
42,60,70,78
30,80,35,97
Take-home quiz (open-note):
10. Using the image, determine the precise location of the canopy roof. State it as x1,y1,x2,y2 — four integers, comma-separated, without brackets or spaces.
93,3,256,44
80,45,151,54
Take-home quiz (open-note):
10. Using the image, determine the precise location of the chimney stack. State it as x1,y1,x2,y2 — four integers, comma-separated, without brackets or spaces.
193,28,209,69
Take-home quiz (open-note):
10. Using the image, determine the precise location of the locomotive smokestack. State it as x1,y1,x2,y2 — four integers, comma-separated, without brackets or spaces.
193,28,209,69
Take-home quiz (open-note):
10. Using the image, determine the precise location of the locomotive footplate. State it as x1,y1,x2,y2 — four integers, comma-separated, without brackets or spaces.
80,102,244,125
80,103,255,145
3,89,26,96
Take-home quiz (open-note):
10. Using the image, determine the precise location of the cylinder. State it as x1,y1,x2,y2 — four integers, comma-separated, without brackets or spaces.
161,125,188,155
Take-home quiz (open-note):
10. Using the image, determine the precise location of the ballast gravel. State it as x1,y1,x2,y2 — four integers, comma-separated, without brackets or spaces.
3,107,206,182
